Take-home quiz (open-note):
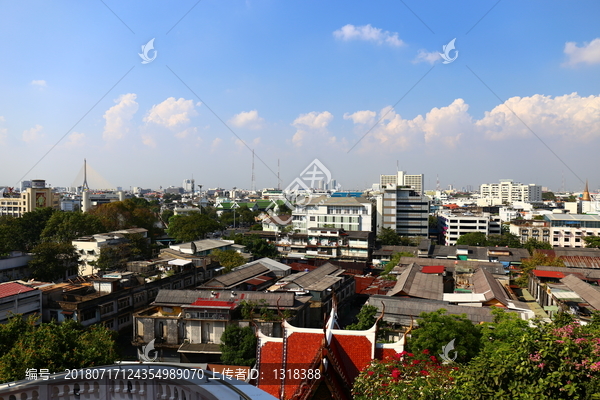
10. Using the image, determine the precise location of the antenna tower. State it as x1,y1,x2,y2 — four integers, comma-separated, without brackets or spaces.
277,159,281,190
251,149,256,192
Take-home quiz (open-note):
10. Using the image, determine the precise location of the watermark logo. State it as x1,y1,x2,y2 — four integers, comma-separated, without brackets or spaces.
140,338,158,362
439,338,457,363
439,38,458,64
139,38,157,64
266,159,340,226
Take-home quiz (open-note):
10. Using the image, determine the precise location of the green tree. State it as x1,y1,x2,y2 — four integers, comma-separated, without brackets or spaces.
161,209,174,224
346,304,391,340
452,317,600,399
168,213,221,242
212,249,245,272
41,211,105,242
235,234,279,258
408,309,482,364
455,232,488,247
383,251,415,275
0,216,20,254
523,237,553,254
13,207,56,251
88,199,161,237
29,242,80,281
219,325,257,366
515,252,565,287
584,236,600,248
377,227,401,245
0,315,118,383
487,233,522,248
541,192,556,201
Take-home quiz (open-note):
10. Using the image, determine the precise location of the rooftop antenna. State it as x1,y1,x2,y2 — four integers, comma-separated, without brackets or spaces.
436,174,440,191
191,175,195,196
251,149,256,192
82,159,90,192
277,159,281,190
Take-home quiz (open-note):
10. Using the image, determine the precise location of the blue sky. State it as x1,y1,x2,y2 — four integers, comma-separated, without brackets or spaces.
1,1,599,192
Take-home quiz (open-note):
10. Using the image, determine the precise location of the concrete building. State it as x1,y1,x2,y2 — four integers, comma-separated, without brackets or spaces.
376,184,430,237
509,220,552,244
438,211,502,246
380,171,424,195
0,179,60,217
0,281,42,324
291,196,373,234
133,289,310,363
479,179,542,204
543,214,600,248
0,251,33,282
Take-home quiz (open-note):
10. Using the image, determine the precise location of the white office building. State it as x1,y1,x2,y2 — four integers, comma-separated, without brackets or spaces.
438,211,502,246
380,171,424,195
479,179,542,204
292,196,373,233
376,185,430,237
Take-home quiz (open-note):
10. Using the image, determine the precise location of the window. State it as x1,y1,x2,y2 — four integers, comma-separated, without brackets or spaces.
100,303,114,315
310,216,315,222
553,238,559,242
118,297,131,309
118,314,131,325
82,309,96,322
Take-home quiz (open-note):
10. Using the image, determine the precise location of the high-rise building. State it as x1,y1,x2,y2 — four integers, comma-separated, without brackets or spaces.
375,184,430,237
480,179,542,203
379,171,424,195
0,179,60,217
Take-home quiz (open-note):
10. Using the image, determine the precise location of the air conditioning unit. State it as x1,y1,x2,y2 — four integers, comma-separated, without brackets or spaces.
185,313,191,318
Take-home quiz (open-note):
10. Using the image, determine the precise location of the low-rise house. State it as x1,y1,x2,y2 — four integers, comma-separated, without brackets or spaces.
133,289,310,363
72,228,149,276
269,263,355,327
387,263,444,301
0,251,32,282
0,281,42,324
39,261,209,329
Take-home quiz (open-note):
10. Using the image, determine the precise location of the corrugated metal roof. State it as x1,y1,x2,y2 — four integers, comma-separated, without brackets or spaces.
154,289,296,307
287,262,341,289
472,268,509,306
368,295,495,324
201,263,270,288
560,275,600,310
387,263,443,301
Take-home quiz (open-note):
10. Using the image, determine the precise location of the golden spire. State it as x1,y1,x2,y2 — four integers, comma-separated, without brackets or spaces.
582,180,591,202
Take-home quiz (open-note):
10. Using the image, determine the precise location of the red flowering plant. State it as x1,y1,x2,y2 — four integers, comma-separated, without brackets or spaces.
352,349,458,400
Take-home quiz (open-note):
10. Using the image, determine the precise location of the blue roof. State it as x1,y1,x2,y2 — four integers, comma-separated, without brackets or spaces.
331,191,363,197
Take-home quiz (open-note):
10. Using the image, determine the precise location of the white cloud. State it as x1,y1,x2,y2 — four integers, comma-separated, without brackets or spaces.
103,93,139,141
564,38,600,67
229,110,265,130
176,126,198,139
333,24,404,47
31,80,47,88
144,97,197,128
22,125,43,143
211,137,222,152
346,93,600,151
413,49,441,64
141,135,157,148
344,110,376,125
64,132,85,148
292,111,334,147
477,93,600,141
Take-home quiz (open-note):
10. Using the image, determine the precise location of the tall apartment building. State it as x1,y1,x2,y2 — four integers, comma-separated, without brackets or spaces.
480,179,542,203
0,179,60,217
292,196,373,233
376,185,430,237
380,171,424,195
438,211,502,246
541,214,600,248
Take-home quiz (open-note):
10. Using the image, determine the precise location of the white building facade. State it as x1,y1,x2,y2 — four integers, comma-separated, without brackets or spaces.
438,211,502,246
292,196,373,234
480,179,542,204
380,171,424,195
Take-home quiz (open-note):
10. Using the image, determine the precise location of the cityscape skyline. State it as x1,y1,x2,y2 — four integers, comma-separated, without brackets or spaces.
1,1,599,191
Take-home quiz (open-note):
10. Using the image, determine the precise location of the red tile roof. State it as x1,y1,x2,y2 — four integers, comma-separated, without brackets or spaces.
258,341,284,398
421,265,445,274
330,335,373,381
532,270,565,279
0,282,35,299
